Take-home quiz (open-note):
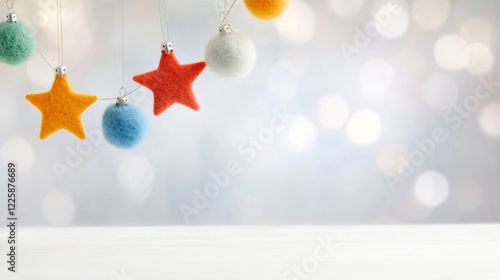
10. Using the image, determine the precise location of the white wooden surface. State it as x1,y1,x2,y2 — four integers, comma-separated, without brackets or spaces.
0,225,499,280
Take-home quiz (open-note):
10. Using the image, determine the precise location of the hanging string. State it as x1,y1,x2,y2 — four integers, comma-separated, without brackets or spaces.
224,0,227,19
99,0,141,100
34,0,63,71
6,0,13,11
221,0,237,24
30,0,141,101
158,0,170,42
120,0,124,95
218,12,224,25
35,42,56,71
56,0,63,67
217,0,225,25
218,0,236,25
98,86,142,100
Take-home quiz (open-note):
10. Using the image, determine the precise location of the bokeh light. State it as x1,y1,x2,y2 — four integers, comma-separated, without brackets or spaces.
434,34,470,71
347,109,381,146
1,137,36,171
374,2,409,39
414,171,449,207
274,0,317,44
465,42,494,75
289,116,318,151
317,95,349,129
328,0,364,16
460,17,493,45
478,102,500,139
412,0,450,31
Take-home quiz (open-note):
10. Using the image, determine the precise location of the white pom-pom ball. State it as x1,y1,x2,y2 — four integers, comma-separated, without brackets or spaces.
205,24,256,79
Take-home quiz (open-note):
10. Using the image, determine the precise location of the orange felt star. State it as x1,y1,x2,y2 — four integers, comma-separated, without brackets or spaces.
133,50,206,116
26,74,97,140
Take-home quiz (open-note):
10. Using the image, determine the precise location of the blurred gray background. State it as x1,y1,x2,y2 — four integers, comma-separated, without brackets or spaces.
0,0,499,226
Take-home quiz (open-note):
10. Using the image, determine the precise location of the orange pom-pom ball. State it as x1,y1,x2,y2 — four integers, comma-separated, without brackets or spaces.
243,0,289,20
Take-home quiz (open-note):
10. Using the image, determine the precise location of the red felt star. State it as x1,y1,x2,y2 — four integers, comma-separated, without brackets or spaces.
133,51,206,116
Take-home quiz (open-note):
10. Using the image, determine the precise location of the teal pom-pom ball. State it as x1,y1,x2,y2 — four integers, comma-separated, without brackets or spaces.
0,22,35,65
102,104,147,149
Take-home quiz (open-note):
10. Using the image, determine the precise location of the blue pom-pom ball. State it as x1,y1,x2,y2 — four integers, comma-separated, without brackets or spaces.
102,104,147,149
0,21,35,65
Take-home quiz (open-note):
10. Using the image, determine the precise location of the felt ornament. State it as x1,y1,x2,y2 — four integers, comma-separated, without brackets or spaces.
243,0,289,20
133,0,205,115
0,13,35,65
102,97,147,149
25,72,98,140
133,47,206,115
205,24,256,79
100,0,147,149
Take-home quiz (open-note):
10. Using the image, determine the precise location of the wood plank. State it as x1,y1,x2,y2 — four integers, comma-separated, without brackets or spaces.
0,225,499,279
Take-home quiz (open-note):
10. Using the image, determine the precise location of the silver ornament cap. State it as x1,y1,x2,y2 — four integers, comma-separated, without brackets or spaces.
218,24,232,36
55,66,66,78
161,42,173,55
116,96,128,106
5,13,17,23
